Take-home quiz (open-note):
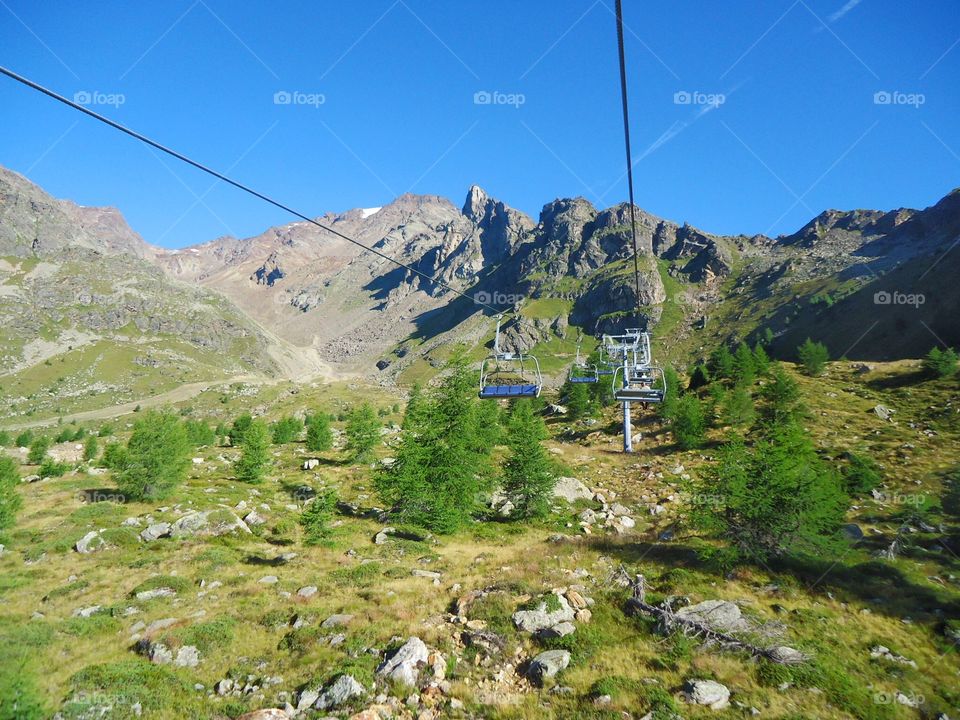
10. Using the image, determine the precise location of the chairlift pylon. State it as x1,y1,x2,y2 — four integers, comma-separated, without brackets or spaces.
479,315,543,399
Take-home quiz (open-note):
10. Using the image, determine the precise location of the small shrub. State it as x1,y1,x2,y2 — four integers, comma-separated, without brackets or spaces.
38,459,70,479
299,489,338,544
14,430,33,448
0,457,23,531
797,337,829,376
922,346,958,378
271,416,303,445
27,437,50,465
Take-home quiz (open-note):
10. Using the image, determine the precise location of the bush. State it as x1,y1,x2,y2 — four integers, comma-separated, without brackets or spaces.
234,419,271,483
0,431,9,447
271,416,303,445
922,346,958,378
671,395,706,449
115,412,191,501
101,442,129,471
733,342,756,386
27,436,50,465
14,431,33,448
97,424,113,438
708,345,735,380
38,459,70,478
0,657,45,720
759,364,803,425
500,400,556,519
721,385,755,427
797,337,829,376
345,403,380,464
305,412,333,452
687,363,710,390
0,457,23,531
178,616,236,652
300,489,338,544
561,380,592,420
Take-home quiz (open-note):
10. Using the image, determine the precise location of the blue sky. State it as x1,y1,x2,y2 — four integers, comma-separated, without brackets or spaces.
1,0,958,248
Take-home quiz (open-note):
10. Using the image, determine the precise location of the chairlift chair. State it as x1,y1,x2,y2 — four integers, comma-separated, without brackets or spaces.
612,364,666,403
568,335,599,384
479,316,543,399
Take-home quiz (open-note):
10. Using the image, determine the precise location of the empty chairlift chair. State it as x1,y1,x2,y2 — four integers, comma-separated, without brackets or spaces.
568,336,599,384
613,363,666,403
479,316,543,399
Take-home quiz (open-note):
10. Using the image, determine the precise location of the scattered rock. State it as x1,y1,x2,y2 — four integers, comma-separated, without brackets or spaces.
676,600,750,633
767,646,805,665
75,530,109,554
537,622,576,639
376,636,429,687
303,459,320,470
244,510,267,526
297,586,318,598
72,605,102,618
321,614,354,628
136,587,177,601
874,404,894,421
169,510,251,539
683,679,730,709
173,645,201,668
140,523,171,542
552,477,593,503
236,710,289,720
527,650,571,685
317,674,366,710
512,595,576,633
870,645,917,668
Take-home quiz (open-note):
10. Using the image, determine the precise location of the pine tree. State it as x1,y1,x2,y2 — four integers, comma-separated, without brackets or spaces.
797,337,829,376
500,400,556,519
228,414,253,446
234,419,271,483
183,419,216,447
687,363,710,391
82,435,98,463
563,380,592,420
709,345,735,381
0,456,23,531
15,430,33,448
27,437,50,465
759,364,803,426
300,489,338,544
689,419,848,566
305,412,333,452
271,416,303,445
375,355,493,533
671,395,706,449
752,343,771,375
0,431,9,447
922,346,958,378
345,403,380,463
733,342,756,386
722,385,755,427
116,412,191,500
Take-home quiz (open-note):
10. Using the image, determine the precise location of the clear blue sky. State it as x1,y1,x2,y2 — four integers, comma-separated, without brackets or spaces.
1,0,958,248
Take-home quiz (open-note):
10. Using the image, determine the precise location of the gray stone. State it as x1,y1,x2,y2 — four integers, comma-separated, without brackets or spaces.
552,477,593,503
537,622,576,639
841,523,864,540
321,614,354,628
376,636,429,687
296,687,320,713
297,585,318,598
684,679,730,709
244,510,267,526
72,605,102,618
75,530,108,553
169,510,251,539
767,646,805,665
527,650,571,685
676,600,749,633
174,645,200,668
136,587,177,601
412,569,441,579
140,522,171,542
316,674,366,710
513,595,576,633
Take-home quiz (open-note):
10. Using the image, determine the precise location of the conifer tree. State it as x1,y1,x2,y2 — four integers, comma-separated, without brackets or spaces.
0,456,22,531
116,412,191,500
733,342,756,386
500,400,556,519
345,403,380,463
305,412,333,452
797,337,829,376
234,419,271,483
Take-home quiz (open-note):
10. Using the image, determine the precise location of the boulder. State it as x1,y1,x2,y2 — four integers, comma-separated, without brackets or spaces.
170,510,251,538
321,614,354,628
317,674,366,710
297,586,318,598
376,636,429,687
244,510,267,526
552,477,593,503
140,522,171,542
683,679,730,709
676,600,749,633
75,530,109,554
174,645,201,668
767,646,805,665
236,711,289,720
537,622,576,639
527,650,571,685
513,595,576,632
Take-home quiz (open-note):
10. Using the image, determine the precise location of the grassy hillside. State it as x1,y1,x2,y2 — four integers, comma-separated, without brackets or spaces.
0,360,957,719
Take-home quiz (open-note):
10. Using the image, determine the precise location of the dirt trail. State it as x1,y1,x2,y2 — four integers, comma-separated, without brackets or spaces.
1,374,267,431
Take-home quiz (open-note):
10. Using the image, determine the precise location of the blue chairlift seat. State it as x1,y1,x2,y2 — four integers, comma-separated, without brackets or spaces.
479,383,541,399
